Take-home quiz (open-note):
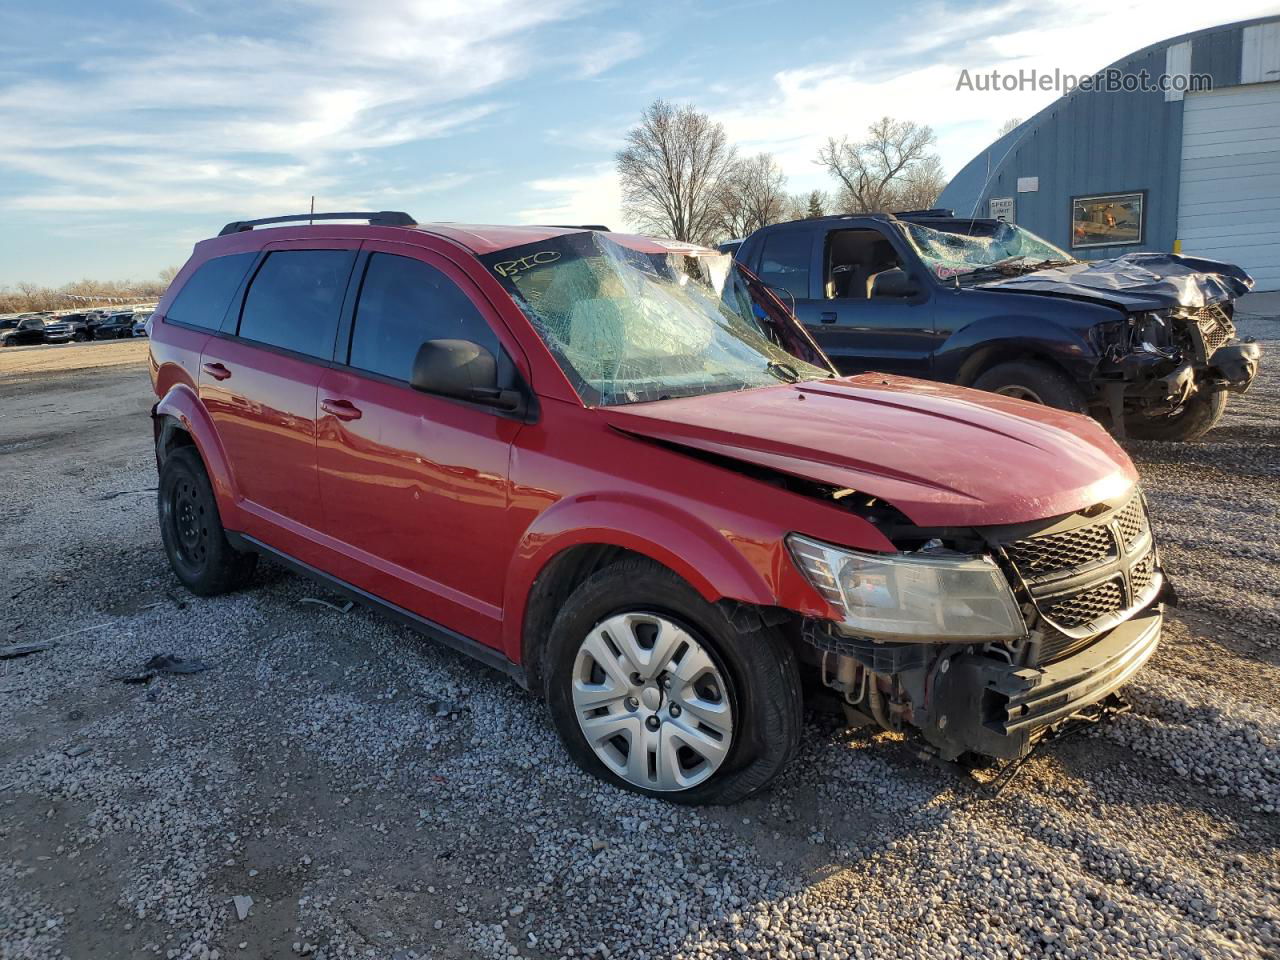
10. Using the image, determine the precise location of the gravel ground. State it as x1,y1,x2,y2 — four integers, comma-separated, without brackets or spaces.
1,335,1277,960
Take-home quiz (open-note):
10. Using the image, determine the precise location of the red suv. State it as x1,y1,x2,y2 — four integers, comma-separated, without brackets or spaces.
149,211,1168,803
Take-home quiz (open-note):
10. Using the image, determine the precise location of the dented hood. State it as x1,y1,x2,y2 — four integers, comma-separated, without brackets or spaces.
980,252,1253,312
604,375,1137,528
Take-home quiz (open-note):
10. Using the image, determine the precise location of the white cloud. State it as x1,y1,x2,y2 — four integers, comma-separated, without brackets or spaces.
517,164,624,229
709,0,1280,192
574,31,646,78
0,0,591,213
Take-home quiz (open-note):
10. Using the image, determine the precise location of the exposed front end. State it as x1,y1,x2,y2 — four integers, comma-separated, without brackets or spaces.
793,489,1167,760
1095,300,1261,431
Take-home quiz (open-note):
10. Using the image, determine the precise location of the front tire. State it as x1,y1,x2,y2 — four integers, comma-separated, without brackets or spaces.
973,360,1087,412
1125,389,1228,442
544,557,802,805
158,446,256,595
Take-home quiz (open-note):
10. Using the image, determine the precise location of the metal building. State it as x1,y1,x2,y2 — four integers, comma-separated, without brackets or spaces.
938,15,1280,291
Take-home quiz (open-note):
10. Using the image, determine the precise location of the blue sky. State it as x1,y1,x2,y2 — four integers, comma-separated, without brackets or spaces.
1,0,1275,285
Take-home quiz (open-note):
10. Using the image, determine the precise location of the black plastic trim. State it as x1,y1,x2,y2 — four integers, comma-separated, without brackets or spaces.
226,532,527,688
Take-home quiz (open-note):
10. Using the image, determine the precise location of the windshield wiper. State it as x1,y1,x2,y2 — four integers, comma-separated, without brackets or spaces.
766,360,802,383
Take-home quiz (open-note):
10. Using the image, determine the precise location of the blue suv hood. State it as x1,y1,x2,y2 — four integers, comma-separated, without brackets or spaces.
979,252,1254,313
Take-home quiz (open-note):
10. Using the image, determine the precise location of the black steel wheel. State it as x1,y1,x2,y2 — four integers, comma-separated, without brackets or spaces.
157,446,256,595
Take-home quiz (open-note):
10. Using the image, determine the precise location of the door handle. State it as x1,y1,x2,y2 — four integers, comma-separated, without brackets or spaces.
201,362,231,381
820,311,837,324
321,398,362,421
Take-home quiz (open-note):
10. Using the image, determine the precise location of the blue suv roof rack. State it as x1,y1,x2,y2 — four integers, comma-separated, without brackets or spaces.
218,211,418,236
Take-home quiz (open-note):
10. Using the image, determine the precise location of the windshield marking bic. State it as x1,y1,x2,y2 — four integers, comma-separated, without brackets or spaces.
494,250,561,277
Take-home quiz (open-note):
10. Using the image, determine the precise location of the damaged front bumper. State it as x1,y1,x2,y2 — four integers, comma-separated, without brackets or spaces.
807,605,1162,760
804,488,1168,760
1094,303,1262,432
925,606,1161,758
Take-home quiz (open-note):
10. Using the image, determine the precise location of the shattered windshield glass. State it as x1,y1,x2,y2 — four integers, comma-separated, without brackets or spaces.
900,221,1074,283
481,232,832,406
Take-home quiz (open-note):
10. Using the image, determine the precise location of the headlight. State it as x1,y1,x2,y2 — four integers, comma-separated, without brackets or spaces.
787,534,1025,641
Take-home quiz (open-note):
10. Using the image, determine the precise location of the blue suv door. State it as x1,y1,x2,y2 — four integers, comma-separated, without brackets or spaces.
746,221,938,377
808,225,936,377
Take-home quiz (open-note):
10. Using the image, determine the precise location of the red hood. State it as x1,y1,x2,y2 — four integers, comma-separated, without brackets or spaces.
603,375,1137,528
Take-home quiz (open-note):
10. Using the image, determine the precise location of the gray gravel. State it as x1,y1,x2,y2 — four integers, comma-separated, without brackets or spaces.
1,339,1277,960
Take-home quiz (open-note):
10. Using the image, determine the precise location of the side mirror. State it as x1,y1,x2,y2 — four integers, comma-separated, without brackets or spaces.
410,339,522,412
870,268,919,299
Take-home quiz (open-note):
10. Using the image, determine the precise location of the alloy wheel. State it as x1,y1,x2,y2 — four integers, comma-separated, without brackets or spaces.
570,612,734,792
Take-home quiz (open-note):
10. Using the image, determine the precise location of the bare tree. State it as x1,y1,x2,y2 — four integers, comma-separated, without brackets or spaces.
617,100,737,244
0,276,168,314
892,155,948,211
997,117,1023,137
159,264,181,286
817,117,939,213
714,152,790,239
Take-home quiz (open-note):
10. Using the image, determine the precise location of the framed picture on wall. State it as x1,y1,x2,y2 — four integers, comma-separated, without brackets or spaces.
1071,191,1145,248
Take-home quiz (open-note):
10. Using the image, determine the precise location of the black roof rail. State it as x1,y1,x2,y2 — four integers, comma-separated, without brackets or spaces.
217,211,418,237
545,223,612,232
892,208,956,219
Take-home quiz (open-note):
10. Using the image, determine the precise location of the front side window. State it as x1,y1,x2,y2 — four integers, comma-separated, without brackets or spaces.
166,252,257,330
348,253,498,382
826,230,906,300
238,250,355,359
480,232,831,407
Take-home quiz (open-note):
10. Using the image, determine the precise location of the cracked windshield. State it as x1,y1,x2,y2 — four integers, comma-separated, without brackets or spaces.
482,232,830,405
901,221,1075,283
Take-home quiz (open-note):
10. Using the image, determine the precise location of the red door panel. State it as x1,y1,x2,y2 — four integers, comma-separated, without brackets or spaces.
316,368,522,645
315,243,525,647
196,239,357,565
199,337,326,557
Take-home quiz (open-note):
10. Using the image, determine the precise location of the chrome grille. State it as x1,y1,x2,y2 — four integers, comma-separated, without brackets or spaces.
1042,579,1125,629
1003,523,1115,576
1131,550,1156,595
1192,304,1234,355
1002,492,1160,655
1114,496,1148,550
1039,625,1099,663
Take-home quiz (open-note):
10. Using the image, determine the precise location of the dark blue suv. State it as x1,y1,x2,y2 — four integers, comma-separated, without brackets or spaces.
734,210,1260,441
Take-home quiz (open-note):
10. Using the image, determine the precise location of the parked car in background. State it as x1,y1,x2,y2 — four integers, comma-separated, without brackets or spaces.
149,211,1168,804
43,313,90,343
133,312,152,337
734,210,1261,440
94,312,138,339
1,316,47,346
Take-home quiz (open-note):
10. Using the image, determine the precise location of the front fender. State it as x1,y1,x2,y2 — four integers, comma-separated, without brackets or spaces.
935,315,1101,385
499,490,829,663
153,382,245,530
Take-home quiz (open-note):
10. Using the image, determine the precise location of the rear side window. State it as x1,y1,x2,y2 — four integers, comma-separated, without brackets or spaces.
166,252,256,330
348,253,498,382
757,230,812,300
238,250,355,359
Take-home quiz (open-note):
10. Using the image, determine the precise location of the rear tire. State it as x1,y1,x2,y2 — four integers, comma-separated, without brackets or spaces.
973,360,1087,413
543,557,802,805
1125,389,1228,442
158,446,256,595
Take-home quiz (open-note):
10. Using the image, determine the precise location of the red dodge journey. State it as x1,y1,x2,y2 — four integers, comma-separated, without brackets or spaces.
149,211,1168,803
